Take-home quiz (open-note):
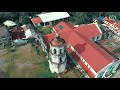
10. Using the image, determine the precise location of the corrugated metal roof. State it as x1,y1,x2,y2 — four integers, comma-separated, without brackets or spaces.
37,12,70,23
67,47,95,78
31,17,43,24
73,23,102,39
54,21,74,32
3,20,16,27
68,32,114,72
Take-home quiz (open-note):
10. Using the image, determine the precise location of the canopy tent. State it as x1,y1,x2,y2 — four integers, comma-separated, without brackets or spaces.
37,12,70,23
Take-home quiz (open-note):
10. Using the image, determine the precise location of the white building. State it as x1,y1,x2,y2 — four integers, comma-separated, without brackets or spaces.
31,12,70,27
3,20,16,27
102,17,120,36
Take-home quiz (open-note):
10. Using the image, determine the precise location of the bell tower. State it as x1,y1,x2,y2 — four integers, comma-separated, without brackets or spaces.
48,33,67,74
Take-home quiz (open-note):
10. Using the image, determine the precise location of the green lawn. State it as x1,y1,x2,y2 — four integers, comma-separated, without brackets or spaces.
36,61,56,78
35,25,53,35
42,26,53,35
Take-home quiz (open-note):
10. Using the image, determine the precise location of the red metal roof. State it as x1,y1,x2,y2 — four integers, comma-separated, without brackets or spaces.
63,22,75,29
73,23,102,39
68,31,115,72
104,17,116,24
31,17,43,24
67,48,95,78
54,21,74,32
105,20,116,24
114,23,120,29
103,17,120,31
54,22,102,39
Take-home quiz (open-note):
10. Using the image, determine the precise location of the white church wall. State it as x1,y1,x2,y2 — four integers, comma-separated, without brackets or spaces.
49,37,67,74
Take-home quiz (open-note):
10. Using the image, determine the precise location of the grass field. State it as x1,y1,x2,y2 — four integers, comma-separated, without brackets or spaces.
42,26,53,35
0,44,55,78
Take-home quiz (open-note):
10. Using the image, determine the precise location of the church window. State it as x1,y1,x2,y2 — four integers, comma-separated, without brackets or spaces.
54,49,56,54
60,57,62,63
97,36,99,40
60,49,62,54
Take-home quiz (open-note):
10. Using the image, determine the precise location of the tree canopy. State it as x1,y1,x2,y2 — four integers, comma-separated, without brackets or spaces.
69,12,120,25
0,12,120,25
0,12,41,24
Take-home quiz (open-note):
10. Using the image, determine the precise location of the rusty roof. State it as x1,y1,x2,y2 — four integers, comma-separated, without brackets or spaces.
50,34,65,46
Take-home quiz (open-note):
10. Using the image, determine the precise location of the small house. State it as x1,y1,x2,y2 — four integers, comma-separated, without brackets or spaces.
9,25,27,45
102,17,120,36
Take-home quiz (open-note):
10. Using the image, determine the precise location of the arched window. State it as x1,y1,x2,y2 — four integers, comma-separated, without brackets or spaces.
60,49,62,54
54,49,56,54
60,57,62,63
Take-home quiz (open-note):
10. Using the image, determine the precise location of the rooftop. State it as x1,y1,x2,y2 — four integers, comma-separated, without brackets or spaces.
37,12,70,23
73,23,102,39
104,17,116,24
50,34,65,46
54,21,102,39
31,17,43,24
54,21,74,32
3,20,16,27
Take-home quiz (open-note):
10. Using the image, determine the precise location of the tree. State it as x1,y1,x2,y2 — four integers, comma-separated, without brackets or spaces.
0,12,41,25
69,12,88,24
0,12,18,24
69,12,100,25
69,12,120,25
